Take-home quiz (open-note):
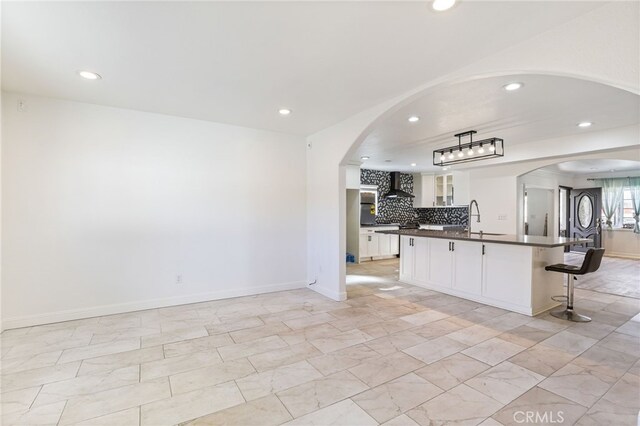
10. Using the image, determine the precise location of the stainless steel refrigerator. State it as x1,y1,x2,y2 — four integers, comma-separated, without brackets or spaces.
360,192,376,225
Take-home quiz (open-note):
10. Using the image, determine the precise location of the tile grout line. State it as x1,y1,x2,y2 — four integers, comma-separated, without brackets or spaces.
56,399,68,426
572,350,640,424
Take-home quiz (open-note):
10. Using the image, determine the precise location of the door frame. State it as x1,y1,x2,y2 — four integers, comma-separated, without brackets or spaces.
569,187,603,252
559,185,572,253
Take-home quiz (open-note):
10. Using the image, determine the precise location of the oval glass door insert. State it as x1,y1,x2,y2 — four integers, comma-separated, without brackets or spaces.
578,195,593,227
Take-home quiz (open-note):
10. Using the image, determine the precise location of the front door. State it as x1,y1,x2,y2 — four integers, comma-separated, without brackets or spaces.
569,188,602,252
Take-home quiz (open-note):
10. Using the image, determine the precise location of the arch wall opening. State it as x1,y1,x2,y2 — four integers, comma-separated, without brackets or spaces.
319,71,640,301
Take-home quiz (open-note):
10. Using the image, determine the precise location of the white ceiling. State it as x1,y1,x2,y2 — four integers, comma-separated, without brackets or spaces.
1,1,604,135
540,160,640,175
353,74,640,172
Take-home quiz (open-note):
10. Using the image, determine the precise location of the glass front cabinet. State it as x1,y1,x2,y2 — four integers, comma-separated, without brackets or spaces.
435,174,454,206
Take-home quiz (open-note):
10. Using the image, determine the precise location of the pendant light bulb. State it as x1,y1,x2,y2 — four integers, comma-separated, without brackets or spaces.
489,143,495,152
448,150,454,160
478,145,485,154
467,147,474,156
457,149,464,158
440,153,446,162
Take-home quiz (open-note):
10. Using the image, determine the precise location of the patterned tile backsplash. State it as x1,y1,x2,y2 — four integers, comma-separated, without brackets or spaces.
361,169,469,226
361,169,416,224
415,207,469,226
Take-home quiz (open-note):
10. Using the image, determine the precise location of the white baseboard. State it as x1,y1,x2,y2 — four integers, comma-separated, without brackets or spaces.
605,252,640,260
1,281,306,331
309,283,346,301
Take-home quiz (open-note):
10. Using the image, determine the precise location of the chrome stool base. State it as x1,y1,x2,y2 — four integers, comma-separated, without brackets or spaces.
550,309,591,322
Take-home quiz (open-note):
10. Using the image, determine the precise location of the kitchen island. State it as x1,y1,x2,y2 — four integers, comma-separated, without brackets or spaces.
377,229,591,316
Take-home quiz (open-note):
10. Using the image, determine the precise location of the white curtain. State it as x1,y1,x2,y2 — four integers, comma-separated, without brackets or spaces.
629,177,640,234
599,178,625,229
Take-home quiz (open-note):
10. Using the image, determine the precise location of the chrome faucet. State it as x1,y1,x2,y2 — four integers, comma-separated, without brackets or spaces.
468,199,481,234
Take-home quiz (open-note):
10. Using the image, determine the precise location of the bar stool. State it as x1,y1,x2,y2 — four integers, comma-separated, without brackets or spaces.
545,248,605,322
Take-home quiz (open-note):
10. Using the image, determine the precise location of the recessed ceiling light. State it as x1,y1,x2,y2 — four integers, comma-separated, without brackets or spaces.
442,166,449,170
503,82,523,91
408,116,420,123
361,156,370,161
78,70,101,80
278,108,291,116
432,0,456,11
578,121,592,128
411,163,417,167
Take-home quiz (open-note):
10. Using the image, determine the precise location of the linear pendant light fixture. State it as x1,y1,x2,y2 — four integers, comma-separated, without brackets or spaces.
433,130,504,167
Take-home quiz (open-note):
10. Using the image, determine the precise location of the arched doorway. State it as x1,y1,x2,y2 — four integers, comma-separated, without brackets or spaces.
338,73,639,301
516,159,640,298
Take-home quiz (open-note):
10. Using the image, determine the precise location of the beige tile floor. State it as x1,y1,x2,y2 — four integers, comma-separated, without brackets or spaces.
1,257,638,425
565,252,640,299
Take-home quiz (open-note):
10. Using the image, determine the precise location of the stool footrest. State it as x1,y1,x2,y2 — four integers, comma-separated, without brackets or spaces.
551,295,568,303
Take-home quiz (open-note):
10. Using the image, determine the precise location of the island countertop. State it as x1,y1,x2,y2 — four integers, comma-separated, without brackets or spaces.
375,229,591,248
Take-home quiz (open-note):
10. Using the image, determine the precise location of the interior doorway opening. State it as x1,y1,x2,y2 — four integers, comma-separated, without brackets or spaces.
517,159,640,298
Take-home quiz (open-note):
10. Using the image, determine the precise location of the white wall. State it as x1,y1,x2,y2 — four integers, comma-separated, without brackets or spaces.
346,189,360,261
517,169,575,238
468,174,519,235
601,230,640,259
345,165,360,190
526,188,554,236
1,92,307,329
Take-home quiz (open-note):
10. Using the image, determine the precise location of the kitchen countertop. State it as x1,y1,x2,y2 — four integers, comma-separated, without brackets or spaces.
376,229,592,248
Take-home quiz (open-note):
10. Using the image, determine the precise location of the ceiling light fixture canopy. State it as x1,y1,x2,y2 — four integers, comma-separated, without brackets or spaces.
433,130,504,167
78,70,101,80
503,82,523,91
432,0,456,11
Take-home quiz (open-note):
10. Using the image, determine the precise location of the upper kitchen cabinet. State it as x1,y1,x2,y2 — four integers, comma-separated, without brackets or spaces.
451,171,470,205
433,171,470,206
435,174,453,206
413,173,435,208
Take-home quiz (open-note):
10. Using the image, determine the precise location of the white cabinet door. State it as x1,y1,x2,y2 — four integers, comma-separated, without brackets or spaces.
452,240,483,295
428,238,453,287
378,234,391,256
389,235,400,255
482,243,532,307
413,174,435,208
359,234,369,259
400,236,414,281
451,171,470,205
367,234,379,257
413,237,429,284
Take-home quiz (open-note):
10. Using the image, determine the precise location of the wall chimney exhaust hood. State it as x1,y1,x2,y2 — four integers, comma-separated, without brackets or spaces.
384,172,414,199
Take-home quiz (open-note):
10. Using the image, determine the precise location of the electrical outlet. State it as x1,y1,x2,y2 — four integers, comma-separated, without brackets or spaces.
17,99,27,112
497,214,508,221
176,274,183,285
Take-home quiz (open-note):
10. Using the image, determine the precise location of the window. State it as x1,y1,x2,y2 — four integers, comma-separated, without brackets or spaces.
622,188,635,228
601,186,635,229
